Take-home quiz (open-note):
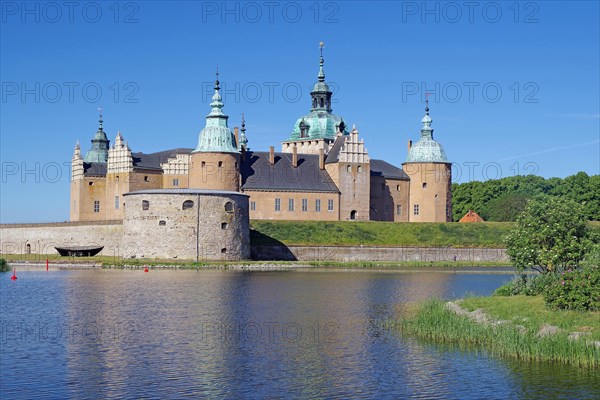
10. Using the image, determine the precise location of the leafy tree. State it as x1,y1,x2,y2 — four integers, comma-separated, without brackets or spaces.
505,197,591,274
451,173,600,222
481,191,532,222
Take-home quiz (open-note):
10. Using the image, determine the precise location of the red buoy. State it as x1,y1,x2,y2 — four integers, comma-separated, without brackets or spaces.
144,265,149,273
10,268,17,280
46,259,49,271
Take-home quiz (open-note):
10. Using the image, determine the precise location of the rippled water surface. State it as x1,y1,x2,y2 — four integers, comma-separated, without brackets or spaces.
1,269,599,399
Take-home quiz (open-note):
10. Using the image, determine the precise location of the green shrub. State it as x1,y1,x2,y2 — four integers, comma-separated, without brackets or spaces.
0,258,9,273
543,266,600,311
494,273,557,296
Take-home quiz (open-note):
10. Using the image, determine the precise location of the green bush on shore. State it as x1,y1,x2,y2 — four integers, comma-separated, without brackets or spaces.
543,266,600,311
0,258,9,272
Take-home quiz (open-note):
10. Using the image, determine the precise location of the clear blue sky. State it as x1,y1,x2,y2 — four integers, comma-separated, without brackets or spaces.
1,1,599,223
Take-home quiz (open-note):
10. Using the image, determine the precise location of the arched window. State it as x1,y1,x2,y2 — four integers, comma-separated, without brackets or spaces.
182,200,194,210
423,182,428,189
350,210,357,220
346,165,352,173
224,201,234,213
320,98,324,107
26,243,31,254
221,222,228,230
313,99,317,108
218,161,223,168
357,166,362,173
201,161,206,168
142,200,149,210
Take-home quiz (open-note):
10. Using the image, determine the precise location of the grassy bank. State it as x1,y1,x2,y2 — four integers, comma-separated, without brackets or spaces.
251,220,516,247
399,296,600,367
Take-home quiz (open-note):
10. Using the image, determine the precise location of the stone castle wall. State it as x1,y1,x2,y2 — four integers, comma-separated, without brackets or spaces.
122,189,250,261
1,221,123,256
251,245,508,262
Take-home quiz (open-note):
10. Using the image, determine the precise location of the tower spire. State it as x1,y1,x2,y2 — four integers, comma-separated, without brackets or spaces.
421,98,434,139
318,41,325,82
238,112,248,150
98,106,104,131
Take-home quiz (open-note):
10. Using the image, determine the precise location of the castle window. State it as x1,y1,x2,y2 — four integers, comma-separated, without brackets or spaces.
328,199,334,212
315,199,321,212
94,200,100,213
302,199,308,212
26,243,31,254
346,165,351,173
414,204,420,216
313,99,317,108
202,161,206,168
275,198,281,211
396,205,402,215
423,182,428,189
397,185,400,191
221,222,228,230
357,166,362,173
182,200,194,210
114,196,119,209
221,248,226,254
144,176,149,182
173,178,179,187
224,201,234,213
288,199,294,212
218,161,223,168
320,98,324,107
89,182,94,186
142,200,150,211
159,220,166,226
250,201,256,211
350,210,357,220
115,175,120,182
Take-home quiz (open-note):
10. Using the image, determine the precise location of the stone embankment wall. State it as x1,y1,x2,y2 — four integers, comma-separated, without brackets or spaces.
251,245,508,262
1,221,123,256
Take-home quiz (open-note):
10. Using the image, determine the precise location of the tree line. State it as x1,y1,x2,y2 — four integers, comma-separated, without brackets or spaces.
451,172,600,222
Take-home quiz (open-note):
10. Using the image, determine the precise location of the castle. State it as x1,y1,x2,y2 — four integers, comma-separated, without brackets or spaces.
70,47,452,226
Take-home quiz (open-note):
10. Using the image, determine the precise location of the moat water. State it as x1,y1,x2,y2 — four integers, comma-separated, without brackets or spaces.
1,268,599,399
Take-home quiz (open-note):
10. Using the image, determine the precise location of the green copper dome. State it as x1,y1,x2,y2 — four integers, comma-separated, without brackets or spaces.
84,114,110,163
285,44,348,141
193,72,239,154
405,102,449,163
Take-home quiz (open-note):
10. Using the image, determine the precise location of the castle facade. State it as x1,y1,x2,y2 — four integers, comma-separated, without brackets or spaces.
70,48,452,226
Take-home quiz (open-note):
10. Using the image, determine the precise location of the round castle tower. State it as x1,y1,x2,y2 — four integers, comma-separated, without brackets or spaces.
189,71,241,191
402,100,452,222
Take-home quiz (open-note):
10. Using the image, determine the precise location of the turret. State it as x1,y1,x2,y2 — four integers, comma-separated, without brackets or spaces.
189,69,241,191
84,109,110,163
403,100,452,222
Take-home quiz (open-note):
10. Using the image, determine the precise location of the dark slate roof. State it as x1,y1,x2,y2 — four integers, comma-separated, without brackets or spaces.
370,159,409,180
241,151,339,193
131,148,193,171
325,135,345,164
83,162,107,176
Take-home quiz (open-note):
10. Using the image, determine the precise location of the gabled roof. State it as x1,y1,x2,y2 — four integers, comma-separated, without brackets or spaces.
459,210,484,223
370,159,410,180
131,148,193,170
325,135,345,164
241,151,339,193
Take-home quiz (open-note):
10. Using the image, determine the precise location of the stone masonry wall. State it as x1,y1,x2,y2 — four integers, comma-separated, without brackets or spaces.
251,245,508,262
1,221,123,256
